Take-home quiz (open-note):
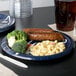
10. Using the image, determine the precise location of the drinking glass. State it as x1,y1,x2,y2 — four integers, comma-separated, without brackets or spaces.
54,0,76,31
9,0,33,18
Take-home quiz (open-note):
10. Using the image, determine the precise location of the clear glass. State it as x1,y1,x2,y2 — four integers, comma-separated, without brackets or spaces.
9,0,33,18
54,0,76,31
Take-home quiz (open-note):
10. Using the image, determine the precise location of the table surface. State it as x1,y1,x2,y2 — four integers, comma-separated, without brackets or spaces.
0,7,76,76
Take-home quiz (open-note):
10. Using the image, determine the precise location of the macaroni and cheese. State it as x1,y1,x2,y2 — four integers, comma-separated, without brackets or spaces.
29,40,65,56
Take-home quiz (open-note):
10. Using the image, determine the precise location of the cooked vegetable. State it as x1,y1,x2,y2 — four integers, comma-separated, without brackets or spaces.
7,30,27,41
12,40,27,53
7,30,27,53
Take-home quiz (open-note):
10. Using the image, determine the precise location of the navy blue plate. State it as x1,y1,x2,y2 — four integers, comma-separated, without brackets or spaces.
1,33,74,61
0,14,15,32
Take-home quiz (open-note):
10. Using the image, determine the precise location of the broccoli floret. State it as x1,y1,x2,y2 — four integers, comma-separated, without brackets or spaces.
12,40,27,53
7,30,27,53
7,30,27,41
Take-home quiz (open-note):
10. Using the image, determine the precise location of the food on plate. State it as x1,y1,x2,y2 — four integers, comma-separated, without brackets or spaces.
28,32,64,41
6,28,65,55
7,30,27,53
23,28,64,41
23,28,54,33
29,40,66,56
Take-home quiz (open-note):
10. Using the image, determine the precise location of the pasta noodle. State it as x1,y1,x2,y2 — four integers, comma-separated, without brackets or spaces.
29,40,65,56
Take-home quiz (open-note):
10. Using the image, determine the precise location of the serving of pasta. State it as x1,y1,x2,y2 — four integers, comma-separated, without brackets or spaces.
29,40,66,56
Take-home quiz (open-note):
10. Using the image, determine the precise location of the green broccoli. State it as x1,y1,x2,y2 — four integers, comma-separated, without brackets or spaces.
7,30,27,53
7,30,27,41
12,40,27,53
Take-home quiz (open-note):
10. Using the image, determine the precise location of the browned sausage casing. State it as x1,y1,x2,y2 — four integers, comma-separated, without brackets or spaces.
23,28,64,41
23,28,54,33
28,32,64,41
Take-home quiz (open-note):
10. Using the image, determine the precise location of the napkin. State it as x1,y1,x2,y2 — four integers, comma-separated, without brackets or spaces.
0,63,18,76
48,24,76,41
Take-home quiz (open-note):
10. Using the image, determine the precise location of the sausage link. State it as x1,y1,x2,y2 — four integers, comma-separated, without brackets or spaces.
28,32,64,41
23,28,54,33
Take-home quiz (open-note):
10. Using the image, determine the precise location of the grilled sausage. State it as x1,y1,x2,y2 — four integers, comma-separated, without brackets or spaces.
23,28,54,33
23,28,64,41
28,32,64,41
